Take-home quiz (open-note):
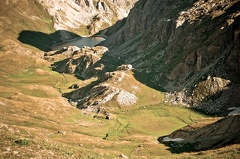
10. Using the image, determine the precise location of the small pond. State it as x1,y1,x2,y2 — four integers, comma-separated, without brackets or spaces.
51,36,105,50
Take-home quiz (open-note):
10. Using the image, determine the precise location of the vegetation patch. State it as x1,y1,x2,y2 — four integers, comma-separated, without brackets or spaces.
0,45,3,51
14,139,29,146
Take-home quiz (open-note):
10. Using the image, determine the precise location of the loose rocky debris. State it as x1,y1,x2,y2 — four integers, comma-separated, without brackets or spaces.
64,77,138,111
158,115,240,152
165,76,240,115
116,64,133,71
165,90,188,106
228,107,240,116
190,76,231,106
188,76,233,115
117,90,138,106
176,0,238,28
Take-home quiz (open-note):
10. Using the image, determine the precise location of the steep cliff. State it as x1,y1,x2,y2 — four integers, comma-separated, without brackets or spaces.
38,0,137,35
103,0,240,115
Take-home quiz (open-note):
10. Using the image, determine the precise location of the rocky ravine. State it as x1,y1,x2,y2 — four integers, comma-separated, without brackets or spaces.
102,0,240,115
38,0,137,35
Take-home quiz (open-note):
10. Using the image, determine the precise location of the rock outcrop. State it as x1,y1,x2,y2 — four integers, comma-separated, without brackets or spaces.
103,0,240,114
45,46,139,112
164,76,238,115
38,0,137,35
45,45,108,78
158,115,240,152
63,68,138,111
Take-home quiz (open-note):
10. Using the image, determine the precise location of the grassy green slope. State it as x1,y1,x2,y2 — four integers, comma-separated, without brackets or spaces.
0,0,54,39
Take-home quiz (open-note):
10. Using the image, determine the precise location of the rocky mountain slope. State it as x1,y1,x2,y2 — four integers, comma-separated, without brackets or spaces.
103,0,240,115
0,0,240,158
38,0,137,35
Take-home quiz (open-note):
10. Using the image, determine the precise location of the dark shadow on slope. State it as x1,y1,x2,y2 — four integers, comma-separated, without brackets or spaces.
95,17,127,37
62,80,103,109
158,115,240,153
50,51,123,80
18,30,80,52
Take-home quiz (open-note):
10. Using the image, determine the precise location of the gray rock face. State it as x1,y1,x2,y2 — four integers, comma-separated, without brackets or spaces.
38,0,137,34
189,76,231,114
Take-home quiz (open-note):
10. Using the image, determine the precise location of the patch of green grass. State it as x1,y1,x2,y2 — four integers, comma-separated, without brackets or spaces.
0,57,80,98
64,102,209,158
78,103,209,142
70,25,90,36
15,139,29,146
0,45,3,51
125,104,207,136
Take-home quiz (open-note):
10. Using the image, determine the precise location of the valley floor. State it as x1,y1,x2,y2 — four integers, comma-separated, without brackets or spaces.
0,40,239,159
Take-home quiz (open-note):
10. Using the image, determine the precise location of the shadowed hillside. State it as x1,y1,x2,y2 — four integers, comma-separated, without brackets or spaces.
18,30,80,51
158,115,240,153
